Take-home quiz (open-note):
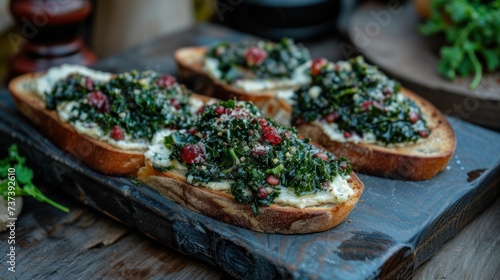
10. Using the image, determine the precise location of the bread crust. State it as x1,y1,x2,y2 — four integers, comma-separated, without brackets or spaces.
8,72,211,176
138,161,364,234
295,88,456,180
175,46,294,107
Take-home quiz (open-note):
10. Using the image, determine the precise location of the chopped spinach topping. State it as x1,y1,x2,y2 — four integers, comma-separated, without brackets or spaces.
165,100,352,214
207,38,310,83
292,56,430,144
45,70,195,140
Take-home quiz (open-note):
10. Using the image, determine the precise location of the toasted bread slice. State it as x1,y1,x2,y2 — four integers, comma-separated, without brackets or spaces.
138,160,364,234
289,88,455,180
8,72,211,176
175,46,300,107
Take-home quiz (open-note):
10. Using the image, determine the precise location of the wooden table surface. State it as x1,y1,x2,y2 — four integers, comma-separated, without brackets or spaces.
1,23,499,279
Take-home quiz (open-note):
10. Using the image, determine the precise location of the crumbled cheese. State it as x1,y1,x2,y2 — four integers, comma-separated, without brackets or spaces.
308,86,321,99
57,101,80,122
145,144,186,170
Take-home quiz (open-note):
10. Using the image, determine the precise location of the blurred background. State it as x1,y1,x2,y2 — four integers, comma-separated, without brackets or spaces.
0,0,360,83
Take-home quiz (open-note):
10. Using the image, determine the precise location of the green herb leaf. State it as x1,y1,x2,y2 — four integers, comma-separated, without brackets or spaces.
1,144,69,213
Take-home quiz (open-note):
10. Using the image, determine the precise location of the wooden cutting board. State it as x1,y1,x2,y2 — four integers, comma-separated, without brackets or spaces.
1,88,499,279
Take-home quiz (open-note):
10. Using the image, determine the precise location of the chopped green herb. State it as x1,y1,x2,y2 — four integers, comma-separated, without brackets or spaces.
164,101,352,214
293,56,430,144
45,71,196,141
0,145,69,213
419,0,500,89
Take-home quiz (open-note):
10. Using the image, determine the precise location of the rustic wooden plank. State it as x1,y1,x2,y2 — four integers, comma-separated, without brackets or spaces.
414,198,500,280
0,190,226,279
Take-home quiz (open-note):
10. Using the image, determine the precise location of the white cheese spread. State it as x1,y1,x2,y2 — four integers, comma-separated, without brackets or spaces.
144,139,354,209
36,64,112,99
204,58,311,93
273,175,353,209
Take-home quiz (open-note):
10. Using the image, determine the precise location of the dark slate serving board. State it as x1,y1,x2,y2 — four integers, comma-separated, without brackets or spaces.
1,88,499,279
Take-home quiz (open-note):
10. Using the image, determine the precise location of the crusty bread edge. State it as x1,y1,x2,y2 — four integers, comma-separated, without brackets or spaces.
295,88,456,180
138,160,364,234
9,72,144,175
8,72,212,176
175,46,285,107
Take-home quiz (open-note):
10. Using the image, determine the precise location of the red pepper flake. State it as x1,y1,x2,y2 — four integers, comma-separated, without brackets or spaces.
361,100,374,111
418,130,429,138
84,76,94,91
266,175,280,186
181,144,206,164
262,126,281,145
196,106,205,115
339,161,348,171
343,131,352,138
187,127,198,136
215,106,225,115
311,57,328,76
258,118,268,127
257,186,268,199
409,111,419,124
170,98,181,110
324,112,339,123
157,75,176,88
87,91,110,113
314,152,329,161
244,46,267,66
110,125,125,141
251,145,266,156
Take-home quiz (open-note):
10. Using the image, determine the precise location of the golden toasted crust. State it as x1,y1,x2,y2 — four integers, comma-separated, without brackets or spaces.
175,46,290,107
138,161,364,234
294,88,456,180
8,72,212,176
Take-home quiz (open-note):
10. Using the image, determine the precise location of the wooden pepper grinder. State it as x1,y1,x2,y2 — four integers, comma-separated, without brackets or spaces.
7,0,96,83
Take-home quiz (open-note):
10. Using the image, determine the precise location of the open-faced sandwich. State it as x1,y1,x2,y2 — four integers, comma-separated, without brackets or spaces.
175,38,311,106
138,100,364,234
9,65,210,175
285,56,455,180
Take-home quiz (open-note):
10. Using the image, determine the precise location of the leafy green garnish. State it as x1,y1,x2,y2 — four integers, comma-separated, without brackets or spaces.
419,0,500,89
0,145,69,213
166,101,352,214
293,56,430,144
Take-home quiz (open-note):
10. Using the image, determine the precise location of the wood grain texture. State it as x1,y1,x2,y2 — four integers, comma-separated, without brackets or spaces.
348,2,500,130
414,198,500,280
0,191,225,279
